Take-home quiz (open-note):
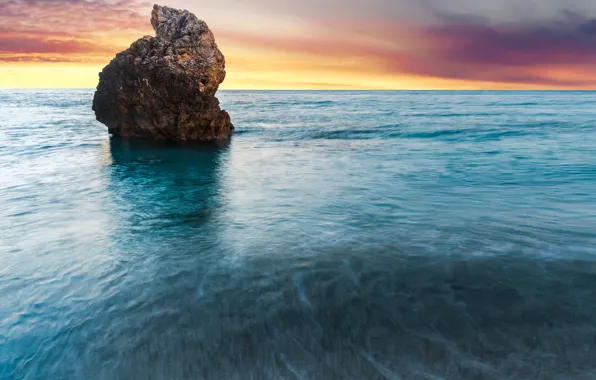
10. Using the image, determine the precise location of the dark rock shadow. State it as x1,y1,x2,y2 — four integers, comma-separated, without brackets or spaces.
104,137,230,233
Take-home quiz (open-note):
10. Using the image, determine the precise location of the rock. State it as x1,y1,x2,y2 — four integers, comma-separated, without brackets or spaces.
92,4,233,141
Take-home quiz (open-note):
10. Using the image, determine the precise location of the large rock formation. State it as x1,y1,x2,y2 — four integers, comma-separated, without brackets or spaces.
92,4,233,141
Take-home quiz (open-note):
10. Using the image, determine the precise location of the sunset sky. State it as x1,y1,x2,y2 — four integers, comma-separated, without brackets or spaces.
2,0,596,89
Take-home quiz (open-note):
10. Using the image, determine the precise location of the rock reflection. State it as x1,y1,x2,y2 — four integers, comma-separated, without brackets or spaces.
106,138,229,232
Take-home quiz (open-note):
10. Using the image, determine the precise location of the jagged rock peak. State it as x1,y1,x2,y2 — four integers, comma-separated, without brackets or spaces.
92,4,233,142
151,5,207,41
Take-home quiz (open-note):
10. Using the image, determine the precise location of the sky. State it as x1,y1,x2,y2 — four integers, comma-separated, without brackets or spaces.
1,0,596,89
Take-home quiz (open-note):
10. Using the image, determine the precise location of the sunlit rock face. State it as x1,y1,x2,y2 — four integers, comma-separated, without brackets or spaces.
93,4,233,141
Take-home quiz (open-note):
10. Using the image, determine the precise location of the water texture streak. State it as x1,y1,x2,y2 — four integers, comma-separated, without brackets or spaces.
1,90,596,379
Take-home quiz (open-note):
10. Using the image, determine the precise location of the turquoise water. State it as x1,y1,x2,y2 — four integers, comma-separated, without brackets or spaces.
1,90,596,379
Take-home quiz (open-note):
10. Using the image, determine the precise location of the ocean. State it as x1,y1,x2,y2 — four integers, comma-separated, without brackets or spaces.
1,90,596,379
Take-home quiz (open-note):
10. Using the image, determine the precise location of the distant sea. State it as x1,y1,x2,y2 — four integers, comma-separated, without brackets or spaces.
1,90,596,379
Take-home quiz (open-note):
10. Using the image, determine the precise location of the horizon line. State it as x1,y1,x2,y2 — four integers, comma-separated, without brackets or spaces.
2,88,596,91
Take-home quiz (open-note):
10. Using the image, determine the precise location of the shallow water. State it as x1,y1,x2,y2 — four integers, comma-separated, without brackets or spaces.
1,90,596,379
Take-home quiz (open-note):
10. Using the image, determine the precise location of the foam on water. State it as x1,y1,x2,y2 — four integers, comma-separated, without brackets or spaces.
1,90,596,379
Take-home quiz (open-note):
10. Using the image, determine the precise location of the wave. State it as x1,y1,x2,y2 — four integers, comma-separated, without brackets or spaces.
235,125,546,142
263,100,335,107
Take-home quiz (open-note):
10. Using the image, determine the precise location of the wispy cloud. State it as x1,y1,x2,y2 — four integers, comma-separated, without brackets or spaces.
399,14,596,86
2,0,596,88
218,10,596,87
0,0,151,63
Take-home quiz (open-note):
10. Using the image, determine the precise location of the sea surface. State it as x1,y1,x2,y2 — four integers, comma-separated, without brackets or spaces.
1,90,596,379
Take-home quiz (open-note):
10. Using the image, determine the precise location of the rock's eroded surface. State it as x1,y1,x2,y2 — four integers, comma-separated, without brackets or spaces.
92,4,233,141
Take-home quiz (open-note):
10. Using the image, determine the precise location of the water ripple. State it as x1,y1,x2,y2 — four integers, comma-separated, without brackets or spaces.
1,90,596,379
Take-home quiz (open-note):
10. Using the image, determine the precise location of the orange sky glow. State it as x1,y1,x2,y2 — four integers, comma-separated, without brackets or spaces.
2,0,596,89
